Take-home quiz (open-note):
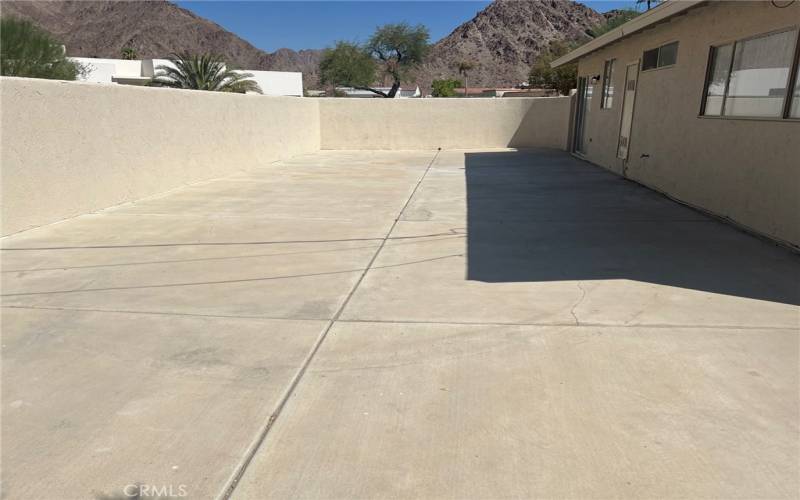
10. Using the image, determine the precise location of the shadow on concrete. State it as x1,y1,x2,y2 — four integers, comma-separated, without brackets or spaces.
464,149,800,305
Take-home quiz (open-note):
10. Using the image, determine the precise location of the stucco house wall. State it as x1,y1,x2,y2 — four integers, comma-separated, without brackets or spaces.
572,1,800,247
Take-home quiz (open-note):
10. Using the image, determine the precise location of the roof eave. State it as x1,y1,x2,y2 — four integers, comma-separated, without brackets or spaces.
551,0,705,68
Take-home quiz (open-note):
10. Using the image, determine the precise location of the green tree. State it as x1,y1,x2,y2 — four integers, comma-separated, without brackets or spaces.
528,41,576,96
589,9,640,37
319,41,378,94
431,78,462,97
456,61,475,98
0,17,86,80
121,47,138,60
319,24,429,98
366,23,429,97
148,53,262,93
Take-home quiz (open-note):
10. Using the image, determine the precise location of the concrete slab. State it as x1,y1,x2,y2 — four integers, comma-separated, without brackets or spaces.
341,219,799,328
3,148,798,499
111,163,425,222
403,150,707,224
1,215,378,320
344,149,800,327
232,321,799,499
2,151,435,320
1,307,326,499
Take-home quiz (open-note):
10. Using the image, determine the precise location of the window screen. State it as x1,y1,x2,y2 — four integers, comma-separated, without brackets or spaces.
642,42,679,71
702,44,734,116
725,29,798,117
657,42,679,67
642,48,659,71
701,28,800,119
601,59,615,108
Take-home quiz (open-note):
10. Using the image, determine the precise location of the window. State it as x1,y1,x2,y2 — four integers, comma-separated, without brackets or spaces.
702,28,800,119
642,41,679,70
703,44,734,116
657,42,679,67
642,48,659,70
601,59,615,108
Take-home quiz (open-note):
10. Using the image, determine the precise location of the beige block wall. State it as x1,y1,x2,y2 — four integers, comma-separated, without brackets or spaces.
0,77,320,236
319,97,571,150
575,1,800,247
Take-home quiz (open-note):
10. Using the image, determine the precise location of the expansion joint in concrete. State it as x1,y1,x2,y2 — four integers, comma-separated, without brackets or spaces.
217,149,442,500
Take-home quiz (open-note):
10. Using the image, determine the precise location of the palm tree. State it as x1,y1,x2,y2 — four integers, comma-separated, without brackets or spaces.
149,53,262,94
121,47,138,60
456,61,475,98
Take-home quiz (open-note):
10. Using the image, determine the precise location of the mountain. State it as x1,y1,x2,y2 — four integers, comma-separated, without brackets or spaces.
0,0,324,87
416,0,605,90
1,0,609,92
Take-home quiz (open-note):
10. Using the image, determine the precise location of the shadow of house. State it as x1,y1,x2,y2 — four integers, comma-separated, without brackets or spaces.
464,150,800,306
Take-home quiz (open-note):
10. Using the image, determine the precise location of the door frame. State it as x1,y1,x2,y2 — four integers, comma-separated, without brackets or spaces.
573,76,589,154
616,60,640,171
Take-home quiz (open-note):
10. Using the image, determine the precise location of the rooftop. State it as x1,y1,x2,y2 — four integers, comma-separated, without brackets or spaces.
551,0,705,67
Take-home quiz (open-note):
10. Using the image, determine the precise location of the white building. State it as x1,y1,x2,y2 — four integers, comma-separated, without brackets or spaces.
336,86,421,98
242,70,303,97
71,57,150,86
71,57,303,97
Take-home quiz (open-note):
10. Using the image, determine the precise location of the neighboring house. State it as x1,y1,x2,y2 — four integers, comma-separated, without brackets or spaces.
72,57,304,96
454,88,502,97
398,86,422,98
552,0,800,248
336,86,421,98
501,89,560,98
245,70,303,97
71,57,150,86
453,87,558,97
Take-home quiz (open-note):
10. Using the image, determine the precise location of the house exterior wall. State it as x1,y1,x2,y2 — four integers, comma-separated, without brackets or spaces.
319,97,571,150
0,77,320,236
573,1,800,247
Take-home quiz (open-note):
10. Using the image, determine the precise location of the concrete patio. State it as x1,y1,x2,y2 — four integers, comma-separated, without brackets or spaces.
2,149,798,499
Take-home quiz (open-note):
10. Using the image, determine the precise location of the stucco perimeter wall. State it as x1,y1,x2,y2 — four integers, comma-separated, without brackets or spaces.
319,97,571,150
575,1,800,247
1,77,320,236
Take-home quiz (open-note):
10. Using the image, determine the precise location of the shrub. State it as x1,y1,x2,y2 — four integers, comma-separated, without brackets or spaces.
0,17,87,80
431,78,462,97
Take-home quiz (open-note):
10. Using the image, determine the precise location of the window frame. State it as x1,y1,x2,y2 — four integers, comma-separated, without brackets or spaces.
699,25,800,121
784,27,800,119
641,40,680,72
656,41,679,67
601,59,616,109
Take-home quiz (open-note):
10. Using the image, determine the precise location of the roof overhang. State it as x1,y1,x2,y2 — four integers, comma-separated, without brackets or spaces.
551,0,706,68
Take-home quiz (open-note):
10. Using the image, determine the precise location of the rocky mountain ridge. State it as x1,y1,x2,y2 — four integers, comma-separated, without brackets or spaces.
1,0,613,90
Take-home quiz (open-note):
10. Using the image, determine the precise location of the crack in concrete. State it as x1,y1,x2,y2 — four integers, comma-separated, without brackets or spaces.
570,281,587,326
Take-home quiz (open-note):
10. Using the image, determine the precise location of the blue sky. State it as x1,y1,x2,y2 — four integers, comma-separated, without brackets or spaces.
175,1,639,52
